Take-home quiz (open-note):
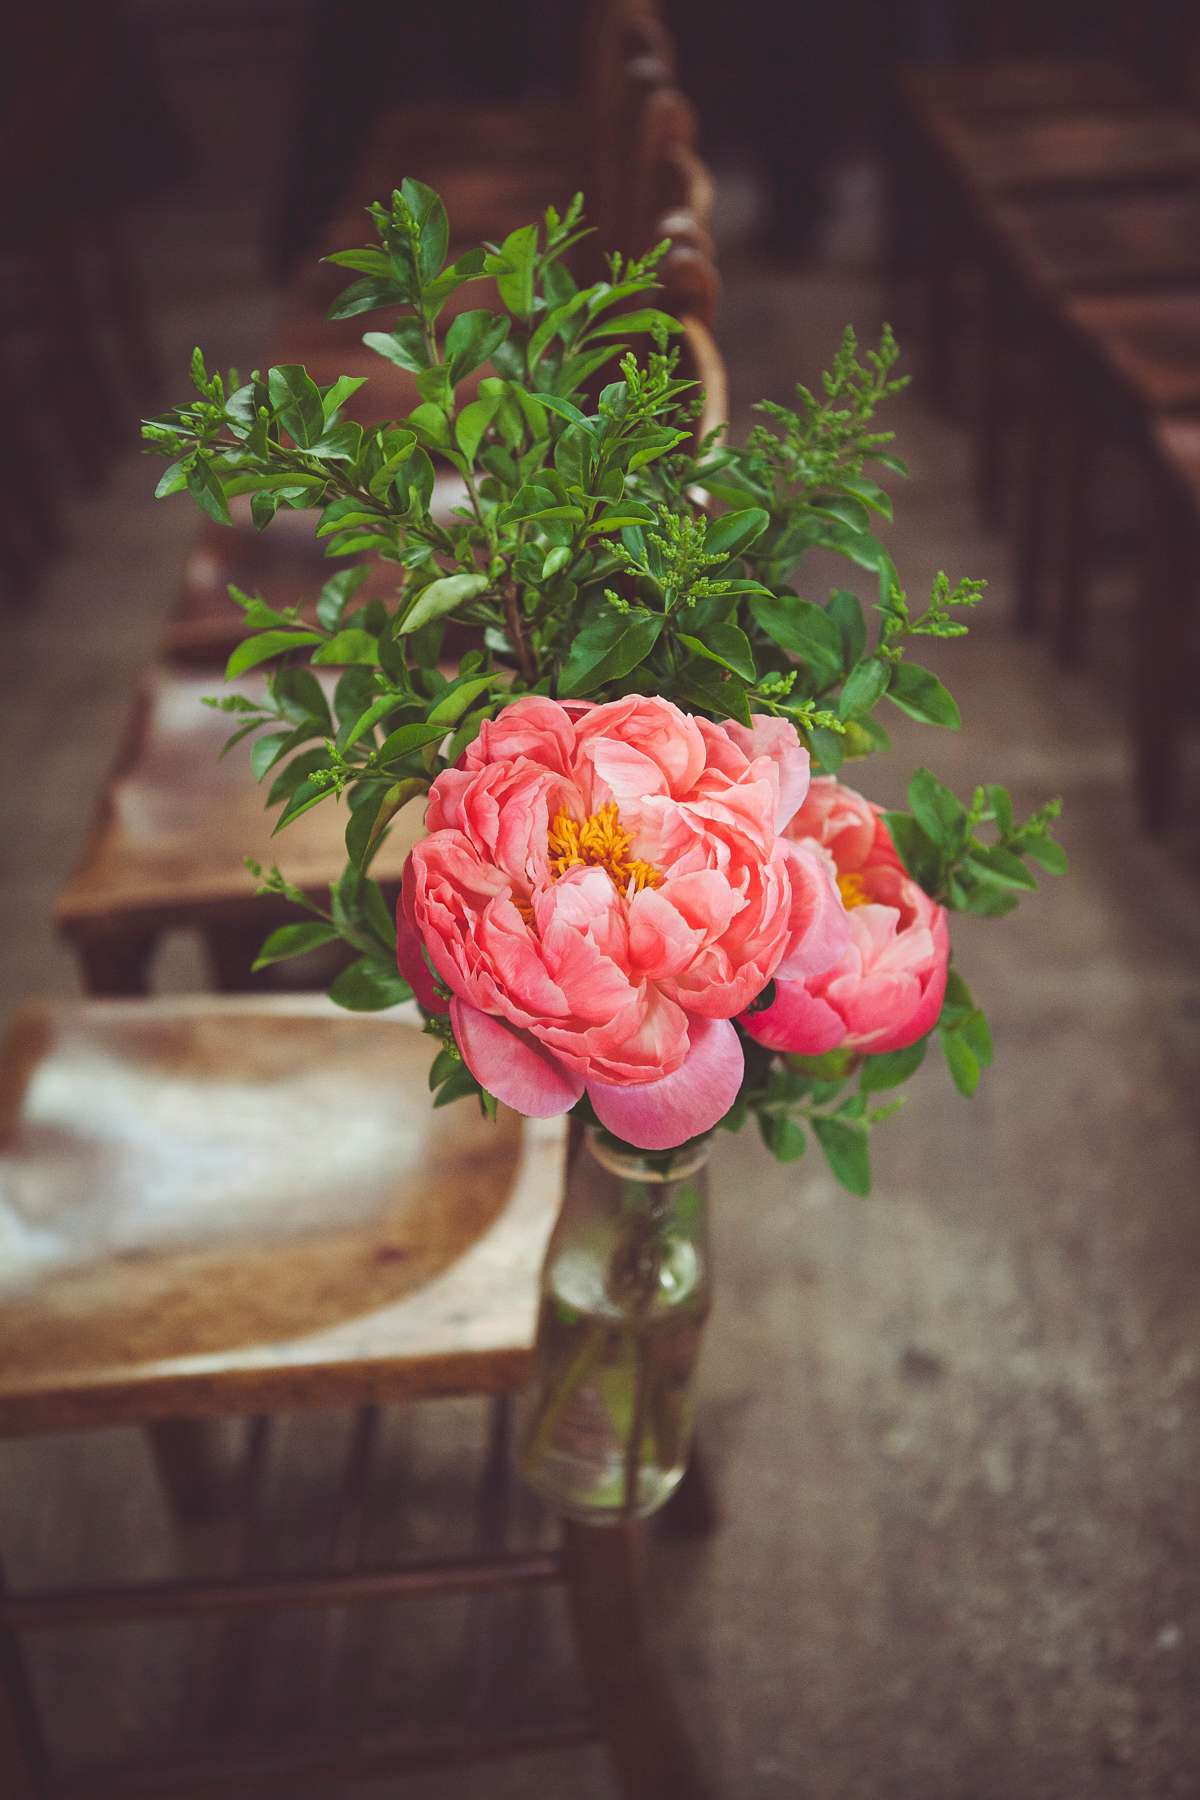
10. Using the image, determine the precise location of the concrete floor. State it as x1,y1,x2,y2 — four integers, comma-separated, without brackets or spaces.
1,11,1198,1797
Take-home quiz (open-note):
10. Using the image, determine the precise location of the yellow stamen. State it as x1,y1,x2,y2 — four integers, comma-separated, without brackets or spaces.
547,800,664,896
837,872,871,910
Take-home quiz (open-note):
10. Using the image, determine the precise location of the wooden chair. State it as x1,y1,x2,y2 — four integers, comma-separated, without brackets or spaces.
53,668,426,996
0,994,712,1798
970,188,1200,587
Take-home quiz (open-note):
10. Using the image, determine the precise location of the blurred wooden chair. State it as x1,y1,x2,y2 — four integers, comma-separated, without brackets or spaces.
53,668,425,996
0,994,711,1798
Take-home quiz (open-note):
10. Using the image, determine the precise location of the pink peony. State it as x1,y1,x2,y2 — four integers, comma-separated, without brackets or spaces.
741,776,950,1059
399,696,851,1148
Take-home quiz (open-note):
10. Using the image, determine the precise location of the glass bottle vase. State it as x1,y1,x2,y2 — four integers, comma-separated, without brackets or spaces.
519,1126,711,1524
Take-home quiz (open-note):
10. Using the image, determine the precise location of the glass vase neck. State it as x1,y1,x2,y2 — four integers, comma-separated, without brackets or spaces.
585,1128,712,1185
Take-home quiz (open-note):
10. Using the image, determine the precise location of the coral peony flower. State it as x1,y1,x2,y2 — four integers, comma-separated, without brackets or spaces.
399,696,851,1148
741,776,950,1059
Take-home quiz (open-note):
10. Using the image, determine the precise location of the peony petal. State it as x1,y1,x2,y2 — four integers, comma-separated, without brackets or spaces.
451,997,584,1117
774,839,853,980
397,871,440,1007
740,978,847,1055
723,714,811,832
587,1014,744,1150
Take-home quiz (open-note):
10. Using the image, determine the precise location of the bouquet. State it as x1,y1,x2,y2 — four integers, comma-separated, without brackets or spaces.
144,180,1067,1519
144,180,1066,1196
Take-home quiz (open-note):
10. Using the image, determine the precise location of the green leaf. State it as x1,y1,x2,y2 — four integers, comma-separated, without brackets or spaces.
432,1062,485,1108
225,630,323,678
749,593,843,671
362,321,430,372
427,675,498,726
907,767,965,849
327,275,409,319
705,507,770,562
963,845,1039,891
338,691,406,752
537,392,597,435
558,610,664,697
768,1115,807,1162
860,1036,927,1092
252,921,340,970
886,662,961,728
828,589,866,668
678,623,756,682
445,309,511,383
809,725,845,775
328,956,411,1012
583,308,683,341
155,457,189,498
940,969,974,1019
960,1009,994,1067
490,223,538,318
250,730,293,781
811,1116,871,1195
185,456,232,525
315,564,370,631
1024,837,1068,874
375,720,446,765
838,655,889,719
399,571,490,636
267,364,325,448
406,402,452,452
320,374,368,421
881,812,941,890
455,389,504,462
311,629,380,666
940,1026,980,1097
403,176,449,283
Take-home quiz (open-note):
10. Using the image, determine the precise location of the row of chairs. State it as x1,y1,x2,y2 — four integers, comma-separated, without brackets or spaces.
2,3,725,1795
895,14,1200,830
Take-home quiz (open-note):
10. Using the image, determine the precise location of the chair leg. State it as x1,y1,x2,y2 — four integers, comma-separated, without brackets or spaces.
656,1438,720,1539
73,932,157,997
1136,469,1191,834
1053,394,1095,670
148,1420,220,1521
0,1554,51,1798
976,261,1009,531
1016,313,1061,634
562,1518,714,1800
204,923,273,993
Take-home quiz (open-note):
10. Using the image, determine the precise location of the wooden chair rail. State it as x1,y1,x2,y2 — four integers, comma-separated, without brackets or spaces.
1,1552,564,1633
46,1718,601,1800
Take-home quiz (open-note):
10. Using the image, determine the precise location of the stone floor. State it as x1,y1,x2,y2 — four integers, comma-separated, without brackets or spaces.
1,12,1198,1798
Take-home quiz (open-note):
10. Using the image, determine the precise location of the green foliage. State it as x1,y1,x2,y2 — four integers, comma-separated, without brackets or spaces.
147,185,1065,1194
882,769,1066,914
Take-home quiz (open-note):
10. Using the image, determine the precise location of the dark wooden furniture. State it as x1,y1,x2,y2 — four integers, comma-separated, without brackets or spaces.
0,995,712,1798
53,669,426,995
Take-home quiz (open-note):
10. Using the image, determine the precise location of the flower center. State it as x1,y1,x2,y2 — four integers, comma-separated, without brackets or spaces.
547,801,664,896
837,872,872,910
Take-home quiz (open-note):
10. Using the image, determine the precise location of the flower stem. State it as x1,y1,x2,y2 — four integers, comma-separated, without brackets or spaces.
622,1333,654,1516
521,1319,607,1475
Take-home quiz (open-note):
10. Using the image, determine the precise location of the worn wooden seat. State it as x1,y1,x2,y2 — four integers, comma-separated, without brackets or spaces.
0,994,712,1798
53,668,426,995
895,56,1148,126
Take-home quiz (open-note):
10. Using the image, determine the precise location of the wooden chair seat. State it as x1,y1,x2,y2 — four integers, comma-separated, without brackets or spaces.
895,56,1148,125
928,104,1200,200
1056,286,1200,412
0,996,561,1433
982,187,1200,296
54,668,426,995
0,996,713,1797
